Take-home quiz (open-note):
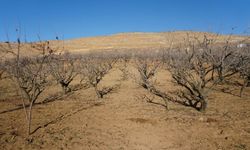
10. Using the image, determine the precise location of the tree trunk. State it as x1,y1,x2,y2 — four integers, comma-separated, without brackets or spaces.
163,98,168,110
240,79,249,97
28,101,34,135
217,67,224,82
247,76,250,87
199,99,207,112
61,84,70,94
21,98,29,123
211,66,215,81
94,86,102,98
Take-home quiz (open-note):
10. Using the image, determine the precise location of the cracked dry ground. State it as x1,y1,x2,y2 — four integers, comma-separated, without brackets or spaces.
0,69,250,150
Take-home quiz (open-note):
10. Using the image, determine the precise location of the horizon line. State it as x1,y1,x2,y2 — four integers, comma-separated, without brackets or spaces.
1,29,249,43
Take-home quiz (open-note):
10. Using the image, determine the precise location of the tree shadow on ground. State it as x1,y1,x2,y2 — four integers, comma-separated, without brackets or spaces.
0,83,89,114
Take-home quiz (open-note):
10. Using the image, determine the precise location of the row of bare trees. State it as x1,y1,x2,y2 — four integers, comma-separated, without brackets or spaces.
134,34,250,112
0,40,118,135
0,33,249,135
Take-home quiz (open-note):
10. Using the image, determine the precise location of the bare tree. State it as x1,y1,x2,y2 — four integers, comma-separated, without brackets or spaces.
80,55,114,98
231,46,250,96
134,57,176,109
6,39,50,135
135,58,160,89
48,52,78,93
197,35,242,83
199,35,250,96
117,53,131,80
166,48,210,112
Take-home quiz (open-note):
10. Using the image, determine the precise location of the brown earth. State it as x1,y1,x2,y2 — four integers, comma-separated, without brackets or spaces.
1,31,249,58
0,65,250,150
49,31,248,53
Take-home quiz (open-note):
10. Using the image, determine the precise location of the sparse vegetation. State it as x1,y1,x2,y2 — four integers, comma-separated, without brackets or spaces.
0,31,250,149
48,51,78,94
4,39,51,135
79,53,116,98
134,57,172,109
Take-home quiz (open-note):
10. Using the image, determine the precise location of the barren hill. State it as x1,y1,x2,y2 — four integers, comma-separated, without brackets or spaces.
0,31,249,57
49,31,248,53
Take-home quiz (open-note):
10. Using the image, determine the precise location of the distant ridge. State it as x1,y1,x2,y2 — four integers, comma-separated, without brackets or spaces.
1,31,249,57
48,31,248,52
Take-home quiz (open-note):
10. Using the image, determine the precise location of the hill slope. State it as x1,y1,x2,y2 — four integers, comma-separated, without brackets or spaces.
49,31,248,53
0,31,249,57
